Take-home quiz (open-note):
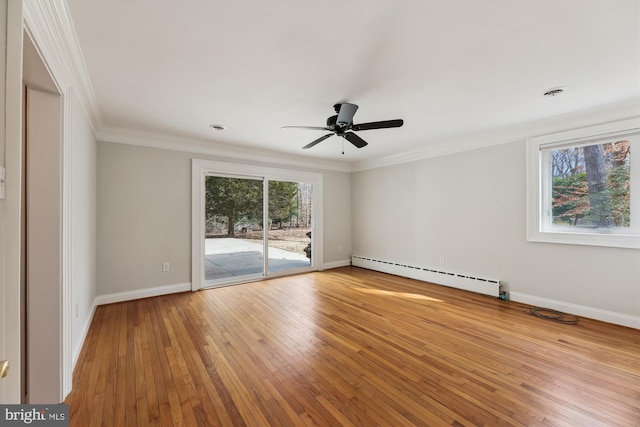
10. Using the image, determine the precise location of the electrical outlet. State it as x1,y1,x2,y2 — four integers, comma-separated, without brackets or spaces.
438,256,445,265
74,303,79,319
338,244,343,252
162,262,170,272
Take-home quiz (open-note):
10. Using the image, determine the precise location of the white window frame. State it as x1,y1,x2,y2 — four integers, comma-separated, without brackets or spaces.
526,118,640,249
192,159,323,291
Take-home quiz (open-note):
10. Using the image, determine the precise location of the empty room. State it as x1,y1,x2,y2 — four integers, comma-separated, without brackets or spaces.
0,0,639,426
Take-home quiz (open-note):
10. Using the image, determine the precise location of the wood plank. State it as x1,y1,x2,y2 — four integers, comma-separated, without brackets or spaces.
65,267,640,426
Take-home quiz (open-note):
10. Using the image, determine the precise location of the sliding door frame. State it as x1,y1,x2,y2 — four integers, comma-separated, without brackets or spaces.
191,159,323,291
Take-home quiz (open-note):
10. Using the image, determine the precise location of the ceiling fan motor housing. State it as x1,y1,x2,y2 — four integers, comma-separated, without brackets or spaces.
336,103,358,126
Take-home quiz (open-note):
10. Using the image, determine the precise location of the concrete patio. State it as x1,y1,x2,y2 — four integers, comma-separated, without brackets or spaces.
204,238,311,281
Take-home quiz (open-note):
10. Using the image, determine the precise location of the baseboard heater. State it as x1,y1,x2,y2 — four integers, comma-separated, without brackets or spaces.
351,255,501,298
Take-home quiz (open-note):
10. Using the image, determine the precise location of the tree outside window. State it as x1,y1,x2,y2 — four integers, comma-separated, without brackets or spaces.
550,140,630,229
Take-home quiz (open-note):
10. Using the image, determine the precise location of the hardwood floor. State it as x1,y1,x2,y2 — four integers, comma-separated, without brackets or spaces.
65,267,640,426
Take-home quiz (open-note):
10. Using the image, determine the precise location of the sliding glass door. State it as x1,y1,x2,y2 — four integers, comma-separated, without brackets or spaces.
194,161,321,290
267,181,312,274
204,175,264,282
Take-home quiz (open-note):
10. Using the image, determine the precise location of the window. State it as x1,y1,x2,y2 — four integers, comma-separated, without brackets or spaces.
527,118,640,249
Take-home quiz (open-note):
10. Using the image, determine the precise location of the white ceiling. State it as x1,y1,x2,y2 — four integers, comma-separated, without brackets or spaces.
64,0,640,166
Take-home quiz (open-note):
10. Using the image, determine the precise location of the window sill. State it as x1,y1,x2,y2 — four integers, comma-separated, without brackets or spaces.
527,229,640,249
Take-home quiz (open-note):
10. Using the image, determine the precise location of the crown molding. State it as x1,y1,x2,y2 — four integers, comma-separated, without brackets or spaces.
97,126,352,173
352,98,640,172
23,0,102,132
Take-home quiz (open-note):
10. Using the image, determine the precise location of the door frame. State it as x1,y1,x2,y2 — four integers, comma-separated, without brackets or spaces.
1,0,25,403
1,2,72,402
191,159,323,291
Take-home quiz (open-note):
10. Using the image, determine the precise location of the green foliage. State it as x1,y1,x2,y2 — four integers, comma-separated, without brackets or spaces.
608,165,630,227
552,165,630,228
205,176,263,236
268,181,298,226
205,177,301,235
551,140,631,229
552,172,589,225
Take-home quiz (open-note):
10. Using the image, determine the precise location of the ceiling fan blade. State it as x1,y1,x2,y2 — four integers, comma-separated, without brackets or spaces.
281,125,333,131
336,103,358,126
302,133,333,149
351,119,403,131
343,132,368,148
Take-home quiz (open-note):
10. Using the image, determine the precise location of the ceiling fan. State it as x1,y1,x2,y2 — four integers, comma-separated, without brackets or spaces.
282,103,403,152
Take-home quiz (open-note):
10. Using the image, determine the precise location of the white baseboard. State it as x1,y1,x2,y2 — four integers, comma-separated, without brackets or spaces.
321,259,352,270
73,302,96,368
510,292,640,329
94,282,192,306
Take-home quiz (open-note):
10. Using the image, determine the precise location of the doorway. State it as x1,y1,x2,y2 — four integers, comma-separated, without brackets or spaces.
203,176,314,286
266,180,313,274
204,175,265,282
23,87,63,403
21,32,67,404
192,160,323,290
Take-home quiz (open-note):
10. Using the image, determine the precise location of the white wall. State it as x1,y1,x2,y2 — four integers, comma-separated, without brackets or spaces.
97,142,191,295
97,142,351,297
352,140,640,324
322,170,352,266
69,93,97,363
